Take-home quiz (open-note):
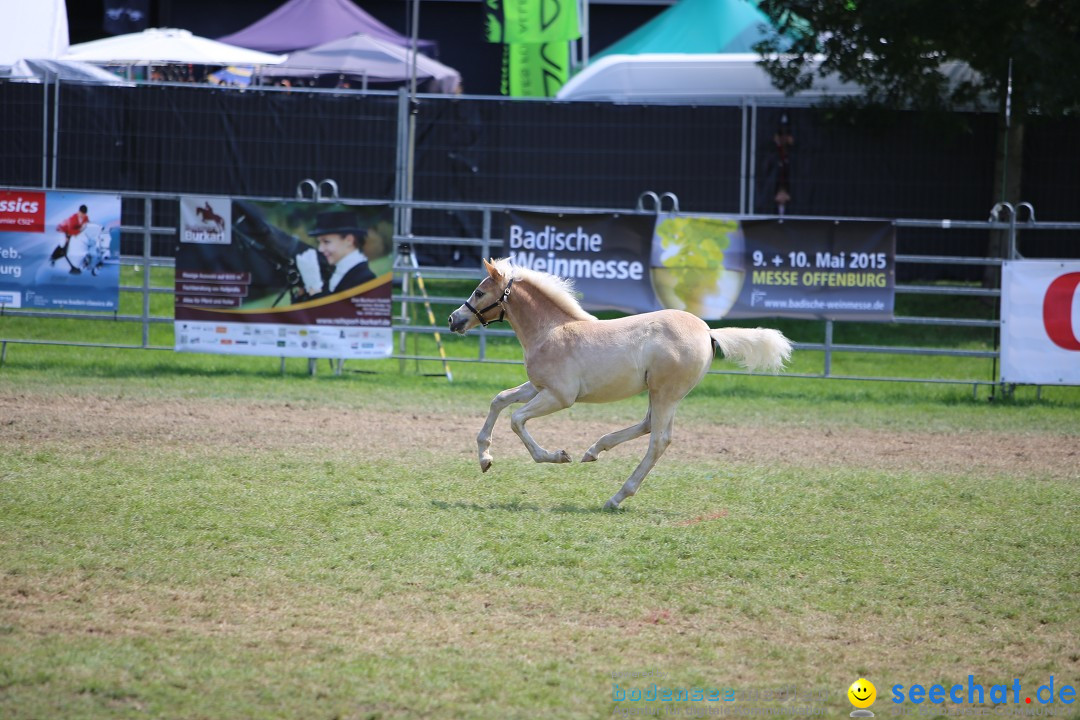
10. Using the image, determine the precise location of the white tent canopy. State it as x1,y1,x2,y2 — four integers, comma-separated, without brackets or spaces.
0,0,69,66
6,59,129,84
557,54,863,104
61,28,286,66
261,33,461,93
557,53,982,106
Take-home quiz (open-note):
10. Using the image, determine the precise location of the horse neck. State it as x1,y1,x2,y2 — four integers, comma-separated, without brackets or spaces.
503,279,577,351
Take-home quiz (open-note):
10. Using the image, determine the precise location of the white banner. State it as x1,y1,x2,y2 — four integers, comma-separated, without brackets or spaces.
1001,260,1080,385
174,199,394,360
175,320,392,359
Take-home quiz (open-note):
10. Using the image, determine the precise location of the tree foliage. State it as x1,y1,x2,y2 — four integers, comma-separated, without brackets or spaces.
754,0,1080,118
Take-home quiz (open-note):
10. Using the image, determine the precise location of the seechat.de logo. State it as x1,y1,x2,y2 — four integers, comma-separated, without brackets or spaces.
891,676,1077,706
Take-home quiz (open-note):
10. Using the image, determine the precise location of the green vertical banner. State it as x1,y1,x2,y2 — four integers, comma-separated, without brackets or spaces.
501,43,570,97
484,0,579,97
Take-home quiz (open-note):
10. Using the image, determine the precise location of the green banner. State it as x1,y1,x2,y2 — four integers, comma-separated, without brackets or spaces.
500,42,570,97
484,0,580,44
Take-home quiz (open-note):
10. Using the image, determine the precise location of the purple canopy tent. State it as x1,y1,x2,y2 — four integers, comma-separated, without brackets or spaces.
217,0,436,55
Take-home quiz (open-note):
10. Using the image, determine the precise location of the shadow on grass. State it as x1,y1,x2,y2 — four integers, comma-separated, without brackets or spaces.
430,499,623,515
693,376,1080,408
693,374,993,406
0,352,404,382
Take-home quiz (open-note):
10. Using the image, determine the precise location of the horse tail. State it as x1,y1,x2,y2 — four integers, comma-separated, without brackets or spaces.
709,327,792,373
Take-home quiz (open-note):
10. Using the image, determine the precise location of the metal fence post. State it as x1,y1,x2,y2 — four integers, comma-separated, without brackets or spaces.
1007,207,1017,261
394,88,411,367
479,208,492,361
50,79,60,189
142,197,152,348
823,319,834,378
739,99,748,215
41,80,49,188
747,100,757,215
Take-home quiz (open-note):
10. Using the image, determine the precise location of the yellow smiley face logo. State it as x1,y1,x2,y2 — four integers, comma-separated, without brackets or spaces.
848,678,877,708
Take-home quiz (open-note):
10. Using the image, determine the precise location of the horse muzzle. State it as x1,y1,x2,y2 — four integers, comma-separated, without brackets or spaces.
448,308,470,335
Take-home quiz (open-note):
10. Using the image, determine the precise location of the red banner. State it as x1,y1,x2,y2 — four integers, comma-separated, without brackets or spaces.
0,191,46,233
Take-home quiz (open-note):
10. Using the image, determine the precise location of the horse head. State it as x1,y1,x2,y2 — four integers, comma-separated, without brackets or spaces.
448,258,513,334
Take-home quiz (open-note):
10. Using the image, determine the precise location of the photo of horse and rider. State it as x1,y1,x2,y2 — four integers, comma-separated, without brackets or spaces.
180,199,393,310
45,201,119,281
0,192,123,311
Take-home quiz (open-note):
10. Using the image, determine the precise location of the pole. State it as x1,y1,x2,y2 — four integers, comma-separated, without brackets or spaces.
406,0,420,223
51,78,60,189
1000,58,1013,203
408,249,453,382
400,0,422,369
142,198,152,348
990,58,1013,401
41,79,48,188
581,0,590,67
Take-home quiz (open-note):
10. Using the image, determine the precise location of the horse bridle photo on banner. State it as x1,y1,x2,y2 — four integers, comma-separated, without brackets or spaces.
464,277,514,327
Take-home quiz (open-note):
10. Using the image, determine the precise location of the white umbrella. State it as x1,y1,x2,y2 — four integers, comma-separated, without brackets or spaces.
61,28,285,66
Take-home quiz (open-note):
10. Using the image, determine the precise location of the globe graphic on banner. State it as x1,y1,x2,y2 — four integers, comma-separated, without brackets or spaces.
649,216,746,319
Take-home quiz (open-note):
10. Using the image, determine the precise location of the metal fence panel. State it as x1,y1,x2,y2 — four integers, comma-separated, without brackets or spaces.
54,83,400,199
2,79,1080,388
412,97,745,213
0,81,48,188
751,106,998,219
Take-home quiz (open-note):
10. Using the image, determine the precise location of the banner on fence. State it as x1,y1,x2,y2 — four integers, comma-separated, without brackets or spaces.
505,210,658,313
0,190,121,310
1001,260,1080,385
503,211,895,320
175,198,394,359
726,219,895,320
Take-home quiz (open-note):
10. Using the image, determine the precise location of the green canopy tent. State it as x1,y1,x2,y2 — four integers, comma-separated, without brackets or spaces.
594,0,791,59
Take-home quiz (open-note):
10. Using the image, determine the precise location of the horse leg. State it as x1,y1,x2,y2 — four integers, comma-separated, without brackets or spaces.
604,393,680,509
477,382,538,472
581,410,650,463
510,389,572,465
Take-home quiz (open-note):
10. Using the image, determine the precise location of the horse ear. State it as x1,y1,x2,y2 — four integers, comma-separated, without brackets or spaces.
483,258,501,280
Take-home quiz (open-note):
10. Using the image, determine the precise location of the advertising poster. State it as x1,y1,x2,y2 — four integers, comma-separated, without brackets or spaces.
1001,260,1080,385
504,210,659,313
175,198,394,359
725,219,895,320
0,189,121,310
503,211,895,320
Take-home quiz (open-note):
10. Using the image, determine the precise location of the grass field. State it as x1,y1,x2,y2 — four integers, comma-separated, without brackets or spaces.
2,295,1079,719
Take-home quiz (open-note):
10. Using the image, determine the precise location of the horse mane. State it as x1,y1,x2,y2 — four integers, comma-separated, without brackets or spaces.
494,258,596,322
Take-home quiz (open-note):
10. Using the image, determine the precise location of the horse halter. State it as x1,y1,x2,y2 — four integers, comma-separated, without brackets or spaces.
464,278,514,327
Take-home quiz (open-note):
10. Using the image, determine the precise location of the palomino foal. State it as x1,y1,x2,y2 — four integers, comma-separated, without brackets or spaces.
448,258,792,509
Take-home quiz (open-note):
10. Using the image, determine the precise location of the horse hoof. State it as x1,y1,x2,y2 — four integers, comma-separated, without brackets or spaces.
603,498,621,510
480,458,492,473
581,450,597,463
556,450,571,463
